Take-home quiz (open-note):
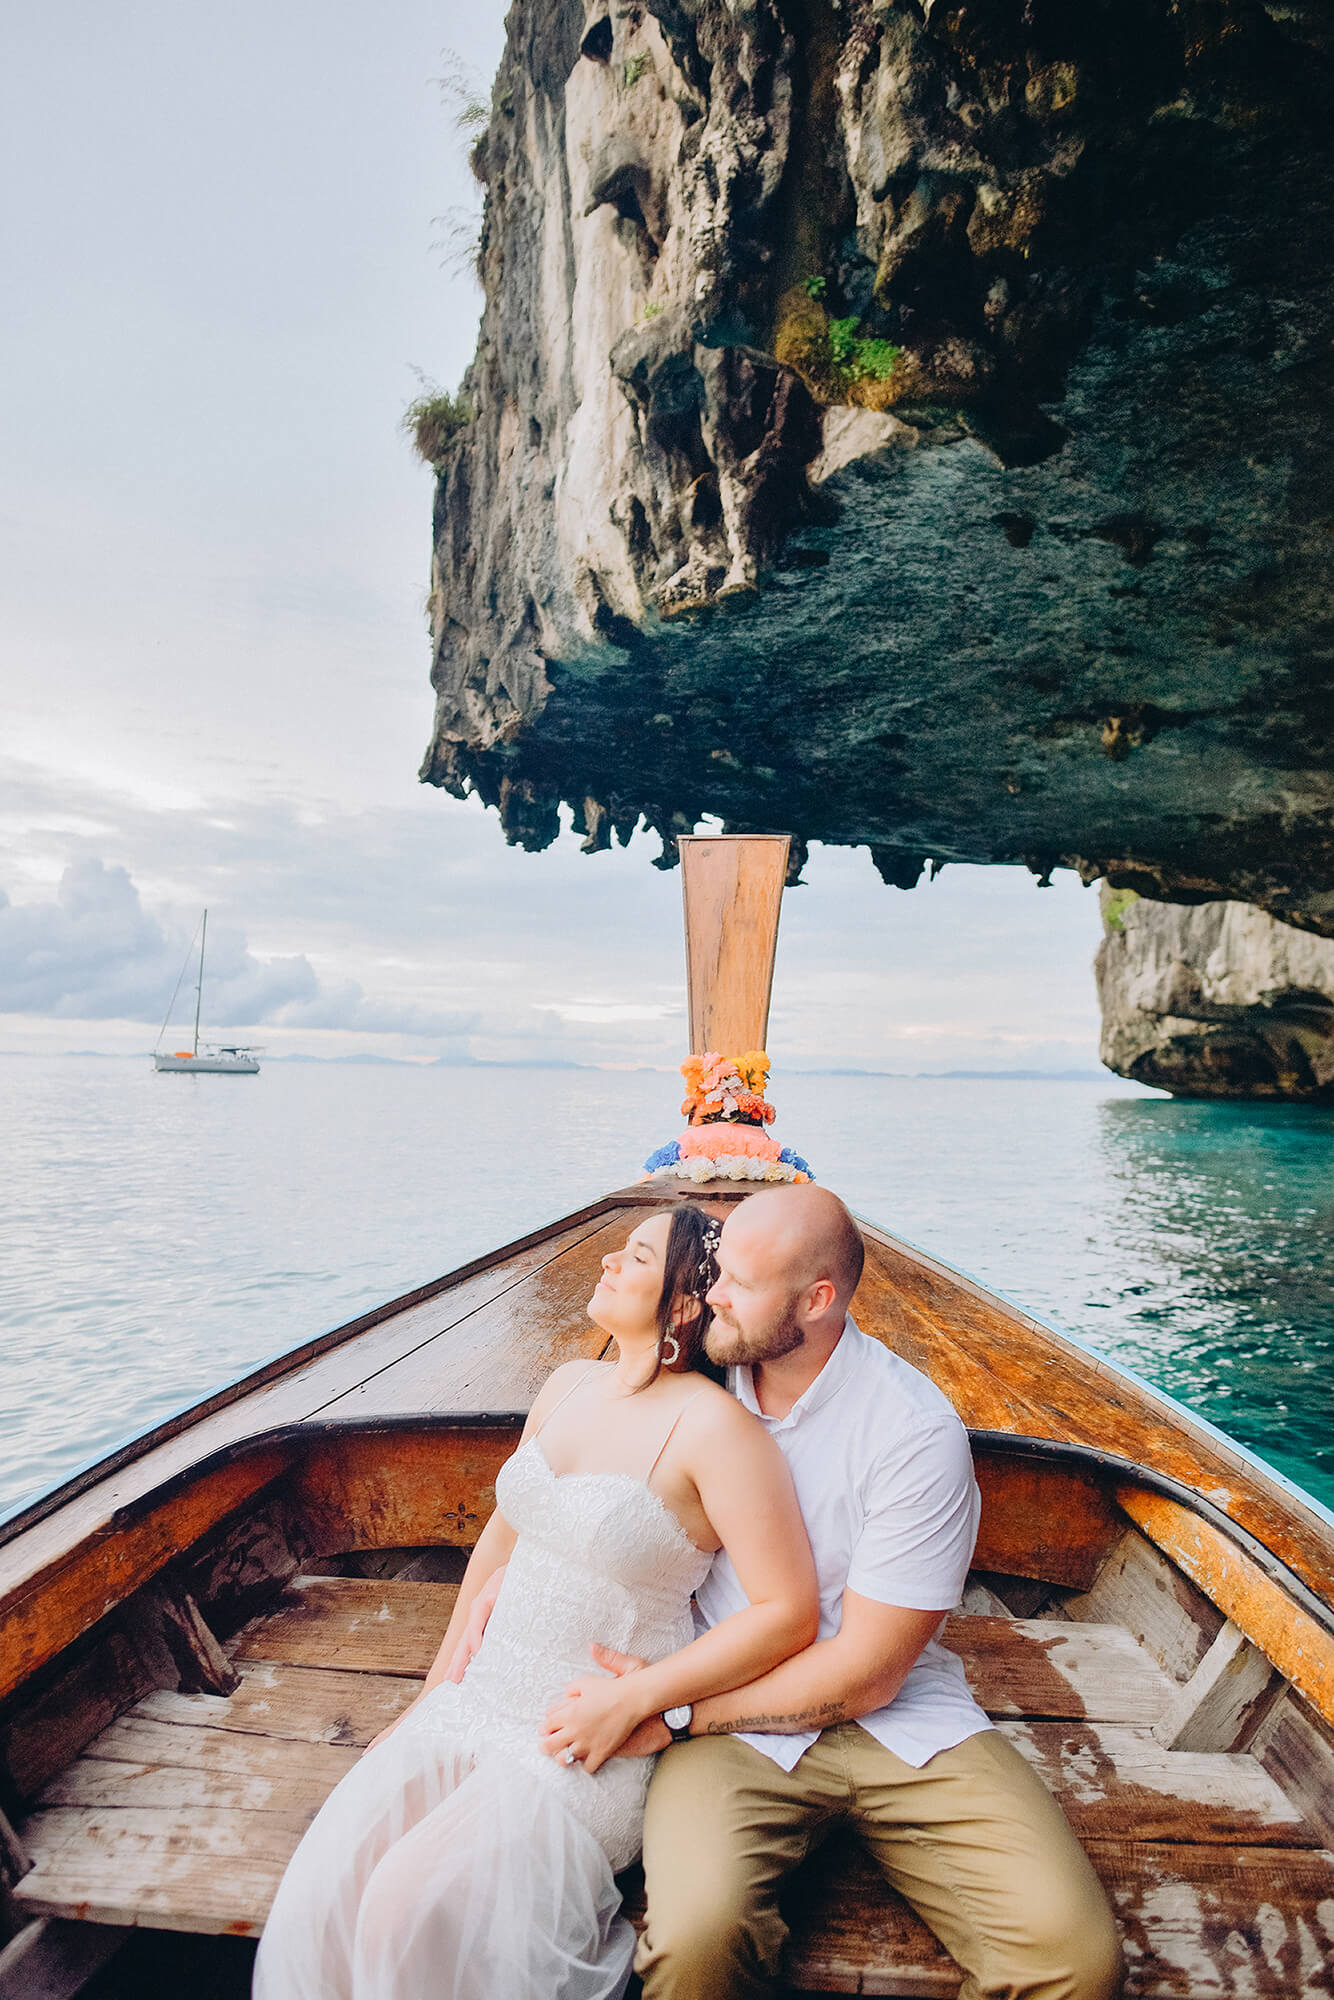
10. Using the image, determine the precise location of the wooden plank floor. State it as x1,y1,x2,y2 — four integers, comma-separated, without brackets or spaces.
15,1576,1333,1996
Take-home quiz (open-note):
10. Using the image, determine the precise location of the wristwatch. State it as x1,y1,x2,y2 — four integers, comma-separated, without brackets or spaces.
662,1703,693,1743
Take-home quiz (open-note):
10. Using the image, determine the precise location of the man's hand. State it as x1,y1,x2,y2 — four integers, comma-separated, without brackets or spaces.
588,1645,671,1755
443,1564,506,1683
590,1641,646,1678
540,1643,666,1771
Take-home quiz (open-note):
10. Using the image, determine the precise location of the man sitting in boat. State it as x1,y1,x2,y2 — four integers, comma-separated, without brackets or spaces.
540,1184,1123,2000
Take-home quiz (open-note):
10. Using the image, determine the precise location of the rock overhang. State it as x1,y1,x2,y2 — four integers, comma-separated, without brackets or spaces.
420,0,1334,934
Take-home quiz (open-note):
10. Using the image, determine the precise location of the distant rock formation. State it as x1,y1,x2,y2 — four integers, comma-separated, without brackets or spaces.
419,0,1334,931
1095,887,1334,1100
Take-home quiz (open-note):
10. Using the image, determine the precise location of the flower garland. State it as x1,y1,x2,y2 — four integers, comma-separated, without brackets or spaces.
680,1050,775,1126
644,1051,814,1184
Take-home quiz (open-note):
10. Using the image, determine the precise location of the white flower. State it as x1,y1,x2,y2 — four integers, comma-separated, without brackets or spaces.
653,1153,800,1185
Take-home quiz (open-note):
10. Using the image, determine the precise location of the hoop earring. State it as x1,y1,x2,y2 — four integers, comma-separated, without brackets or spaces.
658,1330,681,1368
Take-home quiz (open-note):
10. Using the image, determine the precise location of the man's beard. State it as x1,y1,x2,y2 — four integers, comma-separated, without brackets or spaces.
706,1301,805,1368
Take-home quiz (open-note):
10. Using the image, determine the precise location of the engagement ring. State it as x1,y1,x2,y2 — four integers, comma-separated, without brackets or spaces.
561,1747,577,1766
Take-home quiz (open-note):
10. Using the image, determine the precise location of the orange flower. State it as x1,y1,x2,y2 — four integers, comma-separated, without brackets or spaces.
679,1050,777,1127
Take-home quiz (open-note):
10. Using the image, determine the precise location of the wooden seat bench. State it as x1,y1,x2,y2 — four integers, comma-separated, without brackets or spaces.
13,1575,1334,1997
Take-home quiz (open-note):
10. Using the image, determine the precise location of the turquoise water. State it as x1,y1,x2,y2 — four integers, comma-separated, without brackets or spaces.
1,1057,1330,1520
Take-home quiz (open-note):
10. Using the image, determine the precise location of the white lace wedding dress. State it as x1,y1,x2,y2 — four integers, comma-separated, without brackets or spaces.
252,1427,713,1999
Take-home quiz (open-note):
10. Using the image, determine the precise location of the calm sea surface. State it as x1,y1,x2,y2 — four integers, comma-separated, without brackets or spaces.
2,1056,1331,1520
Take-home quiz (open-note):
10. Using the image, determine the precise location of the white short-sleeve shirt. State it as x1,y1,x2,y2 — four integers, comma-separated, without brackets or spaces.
694,1319,991,1770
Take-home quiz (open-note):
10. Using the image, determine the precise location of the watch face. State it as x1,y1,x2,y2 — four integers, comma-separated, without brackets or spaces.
663,1705,692,1731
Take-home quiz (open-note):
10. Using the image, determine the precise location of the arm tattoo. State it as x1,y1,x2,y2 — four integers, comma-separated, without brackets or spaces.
704,1702,850,1736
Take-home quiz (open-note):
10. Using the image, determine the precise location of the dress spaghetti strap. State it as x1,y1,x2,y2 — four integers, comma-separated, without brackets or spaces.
645,1387,707,1486
531,1361,604,1440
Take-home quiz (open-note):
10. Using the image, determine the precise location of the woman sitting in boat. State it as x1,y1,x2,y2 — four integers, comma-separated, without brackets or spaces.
252,1204,819,2000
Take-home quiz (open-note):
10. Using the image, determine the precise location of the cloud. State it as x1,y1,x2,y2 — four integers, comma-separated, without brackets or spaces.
274,981,479,1038
0,859,474,1038
0,754,1106,1070
537,1000,682,1025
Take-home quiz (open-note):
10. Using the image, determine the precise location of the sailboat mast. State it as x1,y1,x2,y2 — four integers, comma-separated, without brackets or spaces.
193,909,207,1057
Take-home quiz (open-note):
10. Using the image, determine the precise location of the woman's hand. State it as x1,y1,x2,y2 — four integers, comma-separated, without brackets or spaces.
540,1660,652,1774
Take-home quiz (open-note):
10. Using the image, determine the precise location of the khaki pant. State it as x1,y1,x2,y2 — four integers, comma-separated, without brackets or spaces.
635,1725,1121,2000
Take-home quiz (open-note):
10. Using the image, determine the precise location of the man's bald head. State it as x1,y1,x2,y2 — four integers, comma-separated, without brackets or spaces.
705,1184,864,1370
726,1184,865,1308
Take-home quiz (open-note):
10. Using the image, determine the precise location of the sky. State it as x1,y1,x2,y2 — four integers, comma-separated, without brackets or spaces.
0,0,1108,1075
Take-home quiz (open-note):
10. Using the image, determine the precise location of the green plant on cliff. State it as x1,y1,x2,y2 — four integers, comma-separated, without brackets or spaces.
436,53,488,133
623,52,651,86
403,386,473,465
430,55,488,283
828,315,902,383
802,274,827,299
849,336,903,382
1101,885,1141,932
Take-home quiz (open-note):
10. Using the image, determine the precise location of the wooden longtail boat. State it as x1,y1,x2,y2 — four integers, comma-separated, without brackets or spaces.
2,840,1333,1999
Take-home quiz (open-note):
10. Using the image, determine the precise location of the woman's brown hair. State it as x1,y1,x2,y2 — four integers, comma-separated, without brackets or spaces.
649,1206,723,1386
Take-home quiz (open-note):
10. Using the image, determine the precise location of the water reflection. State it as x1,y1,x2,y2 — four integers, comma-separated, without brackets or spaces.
2,1062,1331,1521
1087,1099,1334,1502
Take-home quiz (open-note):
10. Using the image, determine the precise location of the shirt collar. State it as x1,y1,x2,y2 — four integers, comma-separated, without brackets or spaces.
732,1316,860,1431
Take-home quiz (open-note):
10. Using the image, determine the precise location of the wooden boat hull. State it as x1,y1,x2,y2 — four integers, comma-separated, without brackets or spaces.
2,1184,1332,1997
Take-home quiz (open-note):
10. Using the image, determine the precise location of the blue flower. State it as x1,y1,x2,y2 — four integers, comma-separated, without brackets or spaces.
778,1147,815,1180
643,1141,682,1171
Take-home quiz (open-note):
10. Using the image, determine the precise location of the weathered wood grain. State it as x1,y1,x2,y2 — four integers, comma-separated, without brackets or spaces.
11,1806,308,1936
1252,1687,1334,1850
994,1721,1315,1846
0,1626,160,1803
1118,1488,1334,1726
289,1428,520,1557
971,1455,1123,1589
36,1750,352,1818
1057,1526,1223,1684
229,1577,457,1677
77,1713,360,1789
225,1588,1177,1727
943,1618,1175,1724
679,833,788,1058
1153,1621,1281,1753
133,1661,418,1747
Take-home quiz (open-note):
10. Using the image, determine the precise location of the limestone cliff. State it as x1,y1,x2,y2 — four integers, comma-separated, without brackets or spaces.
1096,886,1334,1100
422,0,1334,931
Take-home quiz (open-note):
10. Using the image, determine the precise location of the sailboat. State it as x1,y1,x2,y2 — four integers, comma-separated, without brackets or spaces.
152,909,261,1075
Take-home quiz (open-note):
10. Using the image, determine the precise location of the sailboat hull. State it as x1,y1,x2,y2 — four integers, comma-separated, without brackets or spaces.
153,1053,260,1074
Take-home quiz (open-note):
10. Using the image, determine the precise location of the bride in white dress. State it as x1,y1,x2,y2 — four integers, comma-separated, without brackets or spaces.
252,1205,818,2000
